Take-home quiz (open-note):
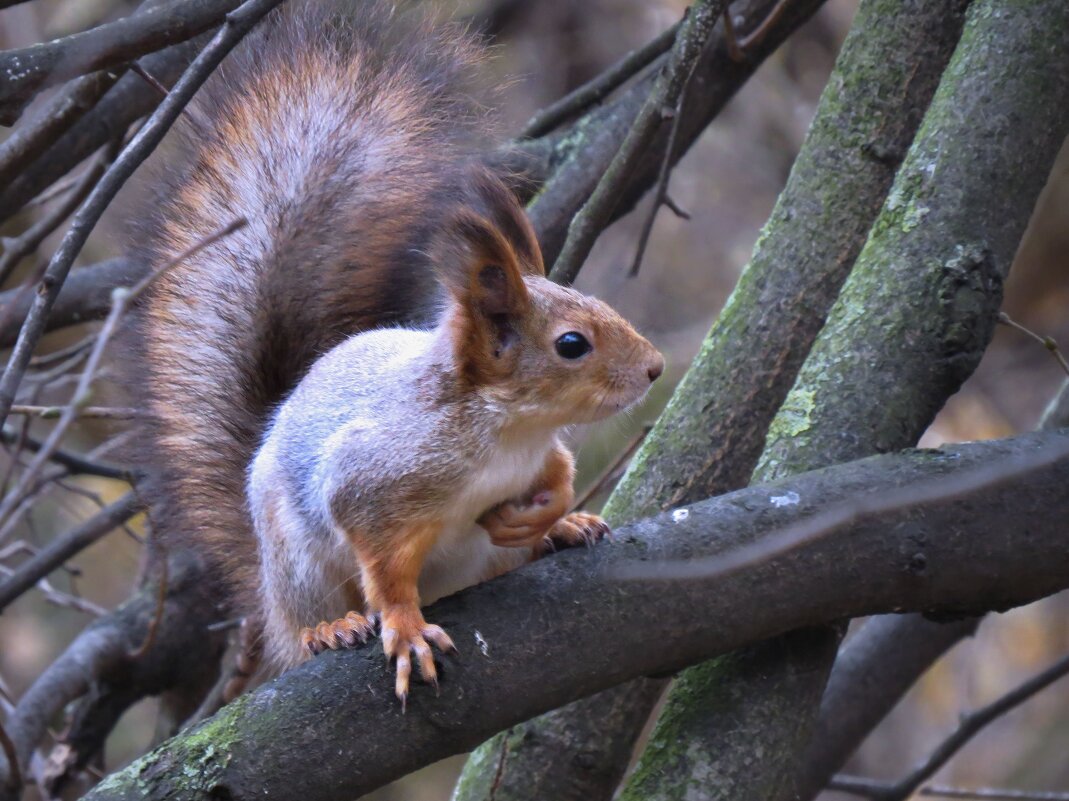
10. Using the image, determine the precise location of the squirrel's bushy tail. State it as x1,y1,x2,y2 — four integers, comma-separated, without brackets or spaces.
128,0,491,610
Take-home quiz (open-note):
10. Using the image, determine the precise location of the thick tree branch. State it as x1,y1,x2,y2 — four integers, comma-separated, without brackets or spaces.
73,430,1069,801
0,0,243,125
0,551,224,801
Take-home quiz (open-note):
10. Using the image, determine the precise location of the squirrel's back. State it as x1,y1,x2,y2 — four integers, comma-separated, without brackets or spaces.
129,0,495,608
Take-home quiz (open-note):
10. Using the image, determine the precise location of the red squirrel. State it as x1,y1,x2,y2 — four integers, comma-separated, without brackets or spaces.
130,0,663,705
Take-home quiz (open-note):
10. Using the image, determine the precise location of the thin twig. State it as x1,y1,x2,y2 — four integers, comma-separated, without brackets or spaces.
7,405,144,421
828,650,1069,801
0,492,143,613
0,218,245,527
129,61,171,97
0,144,118,286
628,63,697,277
0,0,282,430
521,20,682,139
0,428,131,482
998,312,1069,377
921,787,1069,801
549,0,727,285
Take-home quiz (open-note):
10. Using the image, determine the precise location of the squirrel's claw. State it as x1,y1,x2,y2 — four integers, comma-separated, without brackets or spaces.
535,512,611,557
300,610,375,656
381,607,454,706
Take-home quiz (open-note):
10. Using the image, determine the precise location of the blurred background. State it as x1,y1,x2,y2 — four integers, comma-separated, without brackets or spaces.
0,1,1067,799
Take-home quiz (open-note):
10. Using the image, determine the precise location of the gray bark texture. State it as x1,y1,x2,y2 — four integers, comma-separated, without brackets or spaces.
620,2,1069,799
456,0,972,797
76,429,1069,801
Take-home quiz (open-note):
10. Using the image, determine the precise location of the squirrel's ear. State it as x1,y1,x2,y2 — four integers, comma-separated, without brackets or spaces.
436,209,532,384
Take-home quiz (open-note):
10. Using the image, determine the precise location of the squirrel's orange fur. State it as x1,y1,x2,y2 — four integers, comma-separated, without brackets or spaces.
130,0,663,704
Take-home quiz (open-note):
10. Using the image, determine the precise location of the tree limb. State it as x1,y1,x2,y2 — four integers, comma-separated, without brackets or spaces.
75,429,1069,801
0,0,243,125
620,0,1069,797
0,491,143,613
0,0,285,429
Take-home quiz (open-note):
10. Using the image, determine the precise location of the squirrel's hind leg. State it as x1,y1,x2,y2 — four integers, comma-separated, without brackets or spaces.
344,519,455,706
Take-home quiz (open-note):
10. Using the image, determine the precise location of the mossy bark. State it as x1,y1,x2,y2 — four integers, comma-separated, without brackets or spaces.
455,1,972,799
620,2,1069,800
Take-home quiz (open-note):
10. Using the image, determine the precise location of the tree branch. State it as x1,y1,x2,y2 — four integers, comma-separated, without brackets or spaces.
829,648,1069,801
549,0,725,285
0,0,284,429
0,0,243,125
0,551,224,801
795,614,980,801
75,430,1069,801
0,491,143,613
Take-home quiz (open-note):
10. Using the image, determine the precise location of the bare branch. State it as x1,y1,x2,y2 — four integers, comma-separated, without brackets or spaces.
0,427,132,482
0,145,116,287
0,492,143,613
829,650,1069,801
0,0,244,124
0,219,245,528
997,312,1069,377
796,614,980,801
614,436,1069,581
520,20,681,139
549,0,727,285
5,405,144,420
921,788,1069,801
0,0,276,430
0,72,121,190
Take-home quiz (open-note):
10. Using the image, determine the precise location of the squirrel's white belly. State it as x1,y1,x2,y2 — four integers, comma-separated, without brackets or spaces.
418,433,553,604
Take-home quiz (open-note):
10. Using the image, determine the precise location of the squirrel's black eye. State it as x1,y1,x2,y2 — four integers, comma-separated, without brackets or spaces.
555,331,591,360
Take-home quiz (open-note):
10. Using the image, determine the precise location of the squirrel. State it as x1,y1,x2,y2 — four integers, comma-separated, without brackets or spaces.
129,0,664,705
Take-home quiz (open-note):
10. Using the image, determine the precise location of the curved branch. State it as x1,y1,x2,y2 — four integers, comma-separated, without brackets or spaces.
78,430,1069,801
796,614,980,800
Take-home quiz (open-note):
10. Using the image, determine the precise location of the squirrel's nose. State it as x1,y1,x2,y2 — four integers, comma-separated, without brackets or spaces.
647,354,665,383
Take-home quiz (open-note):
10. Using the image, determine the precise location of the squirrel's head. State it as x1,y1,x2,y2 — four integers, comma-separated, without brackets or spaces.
433,170,664,428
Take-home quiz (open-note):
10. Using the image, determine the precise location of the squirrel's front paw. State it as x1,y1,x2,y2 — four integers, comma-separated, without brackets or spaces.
479,490,566,547
300,610,376,656
535,511,611,557
380,605,455,707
